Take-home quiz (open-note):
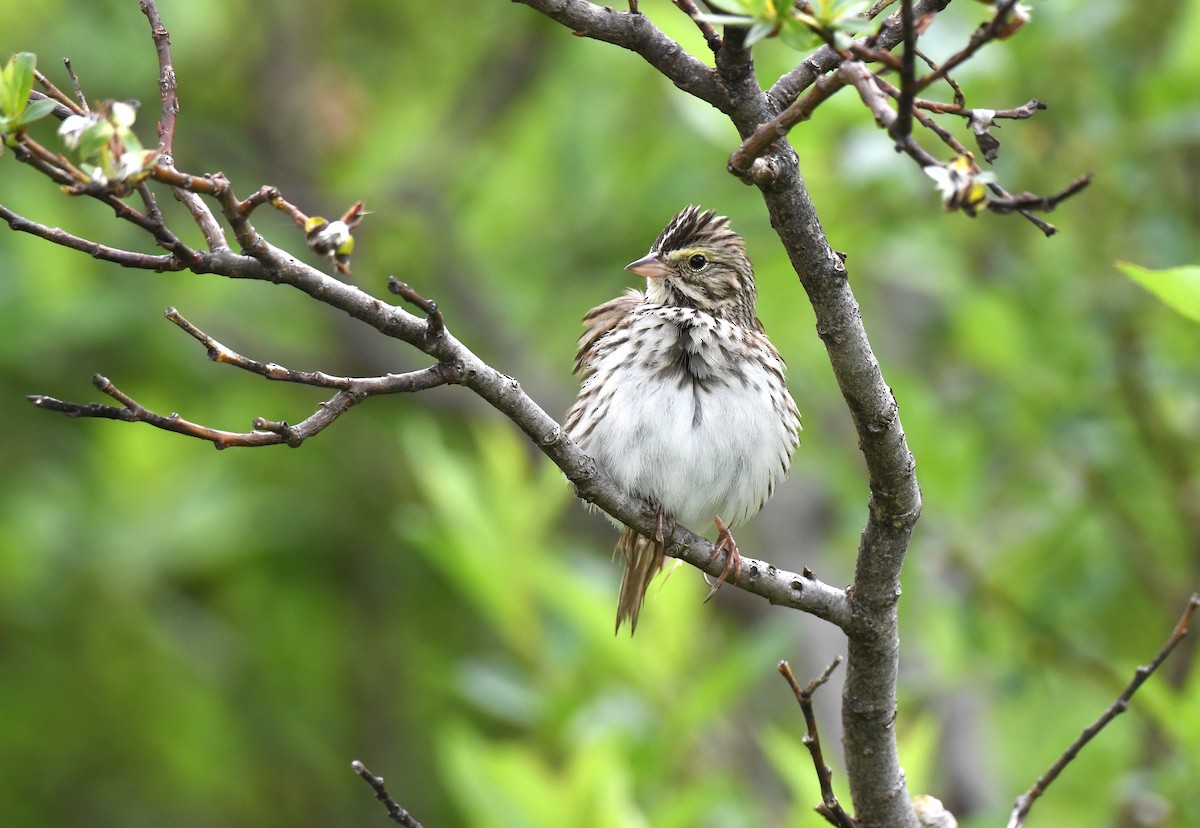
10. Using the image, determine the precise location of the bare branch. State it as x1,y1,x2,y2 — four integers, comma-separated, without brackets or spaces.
351,761,425,828
513,0,725,110
986,174,1093,217
163,307,454,395
729,71,851,179
140,0,180,159
0,203,185,271
780,658,856,828
33,70,84,116
916,0,1024,94
387,277,445,342
889,0,917,146
62,57,88,112
1007,593,1200,828
27,374,370,449
841,61,939,164
172,185,228,251
671,0,721,52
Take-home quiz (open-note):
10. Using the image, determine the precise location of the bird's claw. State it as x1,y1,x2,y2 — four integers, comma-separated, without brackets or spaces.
703,515,741,603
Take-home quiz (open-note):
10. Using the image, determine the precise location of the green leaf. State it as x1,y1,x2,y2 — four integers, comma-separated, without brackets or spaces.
1117,262,1200,324
75,120,114,161
744,21,779,47
778,17,822,51
15,97,57,127
4,53,37,121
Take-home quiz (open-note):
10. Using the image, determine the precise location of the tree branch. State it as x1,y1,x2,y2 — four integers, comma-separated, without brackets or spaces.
0,203,186,271
780,658,856,828
351,761,425,828
1007,593,1200,828
140,0,180,160
27,373,374,449
514,0,726,109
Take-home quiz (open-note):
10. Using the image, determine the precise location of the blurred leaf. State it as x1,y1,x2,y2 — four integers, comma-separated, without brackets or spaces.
1117,262,1200,323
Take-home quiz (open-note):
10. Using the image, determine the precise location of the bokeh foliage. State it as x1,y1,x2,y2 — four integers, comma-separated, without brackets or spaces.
1,1,1198,826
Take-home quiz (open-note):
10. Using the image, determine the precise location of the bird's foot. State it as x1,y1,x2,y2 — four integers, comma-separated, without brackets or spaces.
703,515,741,603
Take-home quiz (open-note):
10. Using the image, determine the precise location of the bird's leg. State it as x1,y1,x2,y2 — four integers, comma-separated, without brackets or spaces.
703,514,742,603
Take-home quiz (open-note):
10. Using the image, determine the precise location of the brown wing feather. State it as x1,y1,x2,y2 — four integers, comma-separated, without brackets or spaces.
572,289,644,377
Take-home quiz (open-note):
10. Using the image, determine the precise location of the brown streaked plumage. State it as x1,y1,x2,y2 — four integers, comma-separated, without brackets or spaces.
566,206,801,633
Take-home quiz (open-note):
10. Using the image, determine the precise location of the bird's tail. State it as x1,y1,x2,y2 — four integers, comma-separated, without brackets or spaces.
615,528,666,635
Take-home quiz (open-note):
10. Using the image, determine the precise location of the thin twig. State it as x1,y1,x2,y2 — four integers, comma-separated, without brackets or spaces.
388,277,446,340
865,0,898,18
33,70,84,115
912,48,964,107
139,0,180,159
163,306,454,394
671,0,721,52
172,186,229,251
26,374,378,449
780,658,856,828
916,0,1021,93
729,71,850,177
985,173,1093,235
62,58,88,111
0,203,185,271
351,761,425,828
1006,593,1200,828
27,374,295,448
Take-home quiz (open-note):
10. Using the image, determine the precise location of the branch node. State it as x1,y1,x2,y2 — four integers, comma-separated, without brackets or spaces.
388,277,445,340
253,417,303,447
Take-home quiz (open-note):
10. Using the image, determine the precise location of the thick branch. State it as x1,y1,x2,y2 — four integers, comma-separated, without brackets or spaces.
514,0,726,109
755,150,920,827
514,5,924,825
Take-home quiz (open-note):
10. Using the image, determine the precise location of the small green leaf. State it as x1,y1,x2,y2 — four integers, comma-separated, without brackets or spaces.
778,17,822,51
122,129,144,155
4,53,37,121
15,96,57,127
0,57,14,112
1118,262,1200,324
744,21,779,47
76,120,114,161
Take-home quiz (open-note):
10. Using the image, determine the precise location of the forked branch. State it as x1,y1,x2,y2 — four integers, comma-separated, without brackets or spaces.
780,658,855,828
1007,593,1200,828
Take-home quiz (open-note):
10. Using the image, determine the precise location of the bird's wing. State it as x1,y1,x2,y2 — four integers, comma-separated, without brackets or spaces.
572,289,644,377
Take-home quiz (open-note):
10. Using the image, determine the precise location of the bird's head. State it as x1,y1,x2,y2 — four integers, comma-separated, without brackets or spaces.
626,206,757,325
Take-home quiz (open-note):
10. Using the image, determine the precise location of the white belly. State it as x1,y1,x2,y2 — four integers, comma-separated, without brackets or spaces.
572,310,798,530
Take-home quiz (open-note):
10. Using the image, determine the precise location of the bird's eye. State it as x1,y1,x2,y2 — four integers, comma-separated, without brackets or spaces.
687,253,708,271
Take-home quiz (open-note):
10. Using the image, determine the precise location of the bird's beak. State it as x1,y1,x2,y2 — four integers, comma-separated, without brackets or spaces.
625,252,671,280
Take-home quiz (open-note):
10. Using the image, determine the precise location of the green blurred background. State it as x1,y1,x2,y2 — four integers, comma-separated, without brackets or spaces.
2,1,1198,826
